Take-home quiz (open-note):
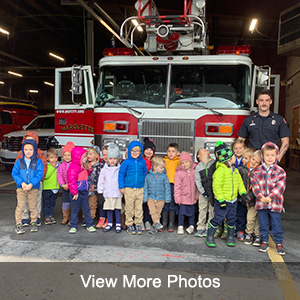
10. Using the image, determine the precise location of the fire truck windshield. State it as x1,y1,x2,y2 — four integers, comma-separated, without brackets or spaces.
96,64,250,109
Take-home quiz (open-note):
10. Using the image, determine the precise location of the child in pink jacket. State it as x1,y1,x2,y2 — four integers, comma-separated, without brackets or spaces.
67,146,96,234
174,152,199,235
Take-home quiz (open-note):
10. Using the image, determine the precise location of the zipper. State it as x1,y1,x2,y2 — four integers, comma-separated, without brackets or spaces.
135,160,138,188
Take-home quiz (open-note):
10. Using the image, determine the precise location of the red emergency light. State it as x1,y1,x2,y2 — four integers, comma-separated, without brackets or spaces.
216,45,251,55
102,48,135,56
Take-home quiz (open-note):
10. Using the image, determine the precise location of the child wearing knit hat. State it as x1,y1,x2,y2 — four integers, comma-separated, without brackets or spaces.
174,152,199,235
57,141,75,225
97,144,123,233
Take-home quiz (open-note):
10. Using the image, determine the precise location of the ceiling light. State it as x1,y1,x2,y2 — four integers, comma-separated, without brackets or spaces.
0,81,4,85
44,81,54,87
131,19,143,32
49,52,65,61
0,27,10,35
8,71,23,77
29,89,39,93
249,19,258,33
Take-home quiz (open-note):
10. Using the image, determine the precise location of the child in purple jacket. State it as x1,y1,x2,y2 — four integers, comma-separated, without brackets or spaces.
67,146,96,234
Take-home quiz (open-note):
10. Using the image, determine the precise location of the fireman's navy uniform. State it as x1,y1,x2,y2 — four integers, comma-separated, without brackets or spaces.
238,111,290,149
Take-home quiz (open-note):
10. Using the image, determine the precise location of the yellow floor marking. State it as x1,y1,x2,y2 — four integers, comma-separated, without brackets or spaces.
268,236,300,299
0,181,15,188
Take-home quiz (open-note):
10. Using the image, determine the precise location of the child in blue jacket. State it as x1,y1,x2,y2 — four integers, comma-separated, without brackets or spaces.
12,139,43,234
118,140,147,235
143,156,171,234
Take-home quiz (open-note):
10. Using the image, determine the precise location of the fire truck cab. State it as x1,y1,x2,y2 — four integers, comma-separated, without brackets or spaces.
54,0,271,157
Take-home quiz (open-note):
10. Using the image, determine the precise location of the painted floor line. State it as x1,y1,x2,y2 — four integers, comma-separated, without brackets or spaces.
268,236,300,300
0,181,15,188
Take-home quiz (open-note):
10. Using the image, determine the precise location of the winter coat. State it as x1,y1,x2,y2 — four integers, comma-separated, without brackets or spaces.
213,162,246,203
42,162,60,190
57,160,71,186
67,147,91,196
118,141,147,189
163,155,180,184
88,161,101,196
143,157,153,172
250,142,286,213
239,163,256,207
12,139,43,190
15,131,47,180
195,159,216,206
143,169,171,203
97,163,122,198
174,164,199,205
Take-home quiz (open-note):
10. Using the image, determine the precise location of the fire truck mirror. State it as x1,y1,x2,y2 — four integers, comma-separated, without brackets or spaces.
71,65,83,95
256,66,270,88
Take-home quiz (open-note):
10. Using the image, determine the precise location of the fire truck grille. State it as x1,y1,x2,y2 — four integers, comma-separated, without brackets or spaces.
139,120,195,155
5,136,50,151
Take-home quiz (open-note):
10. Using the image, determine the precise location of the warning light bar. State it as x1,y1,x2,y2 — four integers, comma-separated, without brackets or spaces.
217,45,251,55
205,123,233,136
102,48,135,56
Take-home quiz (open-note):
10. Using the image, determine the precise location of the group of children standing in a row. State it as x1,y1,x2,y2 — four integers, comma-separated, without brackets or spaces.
12,132,286,255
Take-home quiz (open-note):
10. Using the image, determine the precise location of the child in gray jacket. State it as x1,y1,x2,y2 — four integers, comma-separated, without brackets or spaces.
143,157,171,234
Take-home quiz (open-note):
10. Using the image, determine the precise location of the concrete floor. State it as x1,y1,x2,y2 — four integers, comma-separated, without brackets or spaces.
0,164,299,299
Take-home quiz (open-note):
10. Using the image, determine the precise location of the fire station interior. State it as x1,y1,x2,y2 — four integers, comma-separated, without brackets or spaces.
1,0,300,280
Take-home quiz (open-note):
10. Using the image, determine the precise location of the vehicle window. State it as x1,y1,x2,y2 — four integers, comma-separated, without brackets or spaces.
26,117,54,129
0,112,13,125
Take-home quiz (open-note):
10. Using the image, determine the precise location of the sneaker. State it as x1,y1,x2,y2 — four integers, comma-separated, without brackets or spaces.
36,218,41,227
244,233,253,245
253,236,261,247
145,221,152,231
103,225,113,232
195,229,207,238
44,218,51,225
186,225,194,235
15,224,25,234
69,227,77,234
177,225,184,235
50,217,56,224
96,218,105,229
30,222,38,232
115,225,122,233
258,241,269,253
236,231,245,241
276,243,285,255
81,220,86,227
21,219,29,227
86,226,96,233
127,225,136,235
136,225,143,235
154,222,163,230
149,225,158,235
141,222,145,231
102,219,108,229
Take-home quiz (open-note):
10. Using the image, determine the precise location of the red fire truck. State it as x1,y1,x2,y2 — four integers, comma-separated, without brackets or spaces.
54,0,271,157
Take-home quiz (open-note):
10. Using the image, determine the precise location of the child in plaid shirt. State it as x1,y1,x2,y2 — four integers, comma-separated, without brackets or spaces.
250,142,286,255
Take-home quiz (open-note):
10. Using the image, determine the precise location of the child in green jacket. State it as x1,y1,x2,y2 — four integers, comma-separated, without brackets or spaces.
205,141,247,248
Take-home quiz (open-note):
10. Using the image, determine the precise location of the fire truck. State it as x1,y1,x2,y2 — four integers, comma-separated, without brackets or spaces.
54,0,272,157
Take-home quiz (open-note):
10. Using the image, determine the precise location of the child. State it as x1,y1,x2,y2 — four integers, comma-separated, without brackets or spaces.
12,139,43,234
232,139,246,169
143,157,171,234
42,148,60,225
118,141,147,235
97,144,123,233
250,142,286,255
194,148,216,237
85,145,101,223
15,131,47,227
241,150,262,246
174,152,199,235
67,146,96,234
236,148,255,241
205,141,247,248
96,145,108,228
162,143,180,232
142,137,156,231
57,141,75,224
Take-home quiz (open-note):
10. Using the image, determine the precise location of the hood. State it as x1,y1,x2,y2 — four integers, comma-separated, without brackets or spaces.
128,140,143,160
261,142,279,163
21,131,39,144
163,155,180,162
21,139,38,161
71,147,86,165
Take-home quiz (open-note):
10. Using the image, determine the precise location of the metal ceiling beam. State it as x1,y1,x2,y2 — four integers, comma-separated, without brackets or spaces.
0,51,39,67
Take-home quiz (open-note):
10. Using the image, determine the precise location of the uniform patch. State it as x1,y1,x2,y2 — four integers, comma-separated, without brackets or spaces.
249,120,256,126
283,118,287,124
271,120,276,125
